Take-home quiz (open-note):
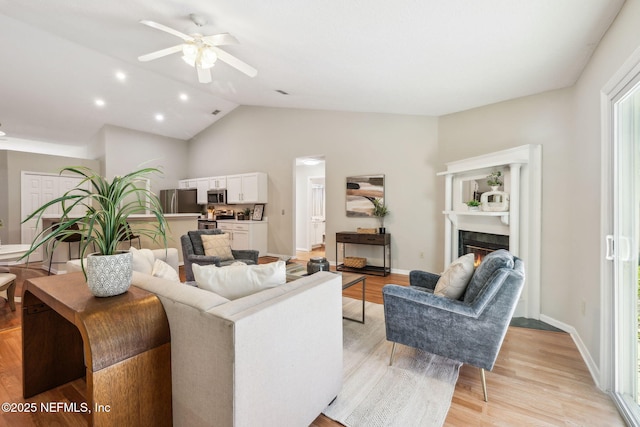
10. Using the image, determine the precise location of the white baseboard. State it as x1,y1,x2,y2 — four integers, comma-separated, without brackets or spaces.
539,314,602,389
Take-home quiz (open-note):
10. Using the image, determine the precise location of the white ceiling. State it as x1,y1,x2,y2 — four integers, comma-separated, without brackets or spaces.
0,0,625,147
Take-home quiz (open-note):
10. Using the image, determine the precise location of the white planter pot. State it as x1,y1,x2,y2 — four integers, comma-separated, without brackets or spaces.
86,251,133,297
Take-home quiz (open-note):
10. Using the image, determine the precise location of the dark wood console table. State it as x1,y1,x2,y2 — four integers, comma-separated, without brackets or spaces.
22,272,172,426
336,232,391,276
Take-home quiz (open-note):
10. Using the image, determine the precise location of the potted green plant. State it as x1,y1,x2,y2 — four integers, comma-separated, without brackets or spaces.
466,200,481,211
371,198,389,233
21,166,168,297
486,171,503,189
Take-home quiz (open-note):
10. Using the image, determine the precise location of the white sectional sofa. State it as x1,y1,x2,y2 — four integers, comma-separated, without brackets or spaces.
132,270,343,427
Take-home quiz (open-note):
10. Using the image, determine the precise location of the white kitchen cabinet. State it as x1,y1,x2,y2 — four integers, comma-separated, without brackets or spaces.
216,221,268,255
196,178,209,204
209,176,227,189
179,179,197,189
226,173,268,204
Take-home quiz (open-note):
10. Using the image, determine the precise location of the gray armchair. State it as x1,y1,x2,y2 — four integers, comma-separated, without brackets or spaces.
181,229,259,282
382,249,524,401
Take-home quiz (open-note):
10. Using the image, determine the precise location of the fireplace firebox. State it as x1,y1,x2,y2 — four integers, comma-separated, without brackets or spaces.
459,230,509,266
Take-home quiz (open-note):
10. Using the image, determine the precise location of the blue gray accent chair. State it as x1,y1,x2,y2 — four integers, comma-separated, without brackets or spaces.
382,249,524,401
181,229,260,282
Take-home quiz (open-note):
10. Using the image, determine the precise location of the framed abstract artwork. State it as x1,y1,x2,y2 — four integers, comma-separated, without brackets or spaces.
346,175,384,217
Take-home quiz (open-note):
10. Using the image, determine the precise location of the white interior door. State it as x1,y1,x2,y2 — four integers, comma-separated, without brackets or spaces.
20,173,48,261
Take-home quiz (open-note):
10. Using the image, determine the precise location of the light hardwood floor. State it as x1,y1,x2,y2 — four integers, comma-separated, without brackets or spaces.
308,265,624,427
0,262,625,426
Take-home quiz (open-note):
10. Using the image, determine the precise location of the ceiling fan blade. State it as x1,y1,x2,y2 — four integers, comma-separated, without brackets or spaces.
202,33,239,46
139,20,194,42
138,44,184,62
196,66,212,84
210,46,258,78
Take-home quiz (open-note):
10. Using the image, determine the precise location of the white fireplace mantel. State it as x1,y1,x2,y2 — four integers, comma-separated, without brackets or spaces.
437,144,542,318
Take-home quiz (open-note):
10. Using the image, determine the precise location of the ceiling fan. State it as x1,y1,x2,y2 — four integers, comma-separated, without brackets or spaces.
138,14,257,83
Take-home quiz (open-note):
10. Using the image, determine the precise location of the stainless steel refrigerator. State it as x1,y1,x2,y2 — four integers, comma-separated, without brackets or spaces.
159,189,200,213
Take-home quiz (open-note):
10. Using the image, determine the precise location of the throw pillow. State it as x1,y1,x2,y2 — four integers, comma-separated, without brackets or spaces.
434,253,475,299
151,259,180,283
193,260,286,300
129,247,155,275
201,234,234,261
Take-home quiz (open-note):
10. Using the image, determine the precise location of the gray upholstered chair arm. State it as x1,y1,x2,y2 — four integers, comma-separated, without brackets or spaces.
232,249,259,263
383,284,480,318
409,270,440,290
187,254,223,265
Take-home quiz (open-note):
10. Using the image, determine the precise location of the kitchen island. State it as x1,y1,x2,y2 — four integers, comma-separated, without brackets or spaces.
40,213,200,273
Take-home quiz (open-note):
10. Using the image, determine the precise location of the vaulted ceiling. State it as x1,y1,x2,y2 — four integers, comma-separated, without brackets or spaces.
0,0,625,147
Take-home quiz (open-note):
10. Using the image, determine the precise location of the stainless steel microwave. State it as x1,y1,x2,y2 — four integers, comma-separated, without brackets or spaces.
207,189,227,204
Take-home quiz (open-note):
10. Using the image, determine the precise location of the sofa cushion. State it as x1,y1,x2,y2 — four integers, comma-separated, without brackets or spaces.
201,234,234,261
434,253,475,299
463,249,514,303
152,259,180,282
193,260,286,300
129,247,155,275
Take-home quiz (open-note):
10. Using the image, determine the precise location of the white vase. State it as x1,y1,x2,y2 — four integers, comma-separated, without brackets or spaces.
481,189,510,212
86,251,133,297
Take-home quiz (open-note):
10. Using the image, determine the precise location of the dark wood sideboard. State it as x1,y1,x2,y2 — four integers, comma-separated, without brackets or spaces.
22,272,172,426
336,231,391,276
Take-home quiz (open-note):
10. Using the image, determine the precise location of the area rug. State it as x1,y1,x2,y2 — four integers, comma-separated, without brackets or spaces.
322,298,462,427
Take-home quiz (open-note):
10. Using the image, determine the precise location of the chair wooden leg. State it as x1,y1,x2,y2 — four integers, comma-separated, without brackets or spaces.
389,342,397,366
7,280,15,311
480,368,488,402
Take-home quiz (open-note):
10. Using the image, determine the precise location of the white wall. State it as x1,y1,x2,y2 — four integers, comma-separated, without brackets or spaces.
101,125,190,193
189,106,441,271
439,0,640,371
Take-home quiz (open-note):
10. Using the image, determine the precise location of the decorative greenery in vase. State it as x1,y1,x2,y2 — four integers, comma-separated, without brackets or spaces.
371,198,389,232
486,171,503,187
21,166,168,278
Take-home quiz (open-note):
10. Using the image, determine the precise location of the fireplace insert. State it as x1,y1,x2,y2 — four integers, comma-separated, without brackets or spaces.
458,230,509,266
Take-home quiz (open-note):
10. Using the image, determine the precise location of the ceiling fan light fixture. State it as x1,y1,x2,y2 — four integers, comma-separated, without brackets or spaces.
182,44,217,69
182,44,198,67
198,47,217,69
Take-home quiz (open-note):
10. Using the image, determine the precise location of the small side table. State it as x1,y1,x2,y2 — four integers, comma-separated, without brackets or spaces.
22,272,172,426
341,272,366,324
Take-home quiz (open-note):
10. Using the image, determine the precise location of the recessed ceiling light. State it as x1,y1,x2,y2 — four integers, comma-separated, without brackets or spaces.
179,93,189,101
94,98,106,107
155,113,165,122
115,71,127,81
0,131,5,137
